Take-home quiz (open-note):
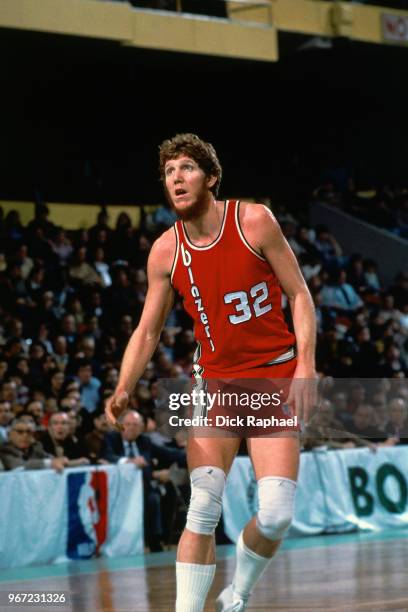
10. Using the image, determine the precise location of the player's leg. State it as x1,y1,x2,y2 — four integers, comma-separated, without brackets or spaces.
176,435,241,612
216,435,300,611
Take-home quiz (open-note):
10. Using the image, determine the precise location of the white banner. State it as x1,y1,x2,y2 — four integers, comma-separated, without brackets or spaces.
0,465,144,569
223,447,408,542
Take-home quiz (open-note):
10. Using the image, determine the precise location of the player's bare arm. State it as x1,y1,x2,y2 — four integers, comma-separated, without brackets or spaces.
105,229,176,427
240,202,317,421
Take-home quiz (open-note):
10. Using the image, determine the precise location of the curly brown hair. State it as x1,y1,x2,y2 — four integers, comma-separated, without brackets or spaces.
159,133,222,196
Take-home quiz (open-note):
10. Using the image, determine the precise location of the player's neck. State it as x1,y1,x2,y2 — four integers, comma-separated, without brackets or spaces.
183,198,223,244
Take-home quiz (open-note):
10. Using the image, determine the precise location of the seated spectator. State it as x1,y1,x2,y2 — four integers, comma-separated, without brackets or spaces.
69,246,102,287
88,208,113,250
363,259,381,292
75,359,101,415
347,254,366,293
59,314,78,352
302,399,363,451
390,271,408,311
0,380,19,413
345,404,389,444
378,343,405,377
385,398,408,443
39,411,89,465
42,397,58,427
371,392,389,434
83,408,110,463
379,293,401,323
85,289,105,324
26,266,47,304
75,337,101,378
66,408,83,443
50,227,73,267
32,291,60,336
92,247,112,288
52,335,70,372
47,369,66,402
320,269,364,313
27,203,56,240
0,418,67,471
349,325,381,377
102,410,186,552
25,400,45,430
65,296,86,331
11,244,34,280
3,209,25,246
314,224,343,269
0,400,13,444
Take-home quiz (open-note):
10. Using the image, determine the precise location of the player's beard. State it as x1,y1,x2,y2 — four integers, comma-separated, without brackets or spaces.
165,187,210,221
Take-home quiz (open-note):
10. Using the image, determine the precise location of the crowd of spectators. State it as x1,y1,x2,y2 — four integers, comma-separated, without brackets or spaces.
313,181,408,239
0,198,407,550
277,203,408,448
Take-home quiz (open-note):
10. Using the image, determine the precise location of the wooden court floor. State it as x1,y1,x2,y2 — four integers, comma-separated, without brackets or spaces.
1,530,407,612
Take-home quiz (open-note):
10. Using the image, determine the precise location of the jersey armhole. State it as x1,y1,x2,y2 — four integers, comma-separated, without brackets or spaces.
235,201,266,262
170,223,180,287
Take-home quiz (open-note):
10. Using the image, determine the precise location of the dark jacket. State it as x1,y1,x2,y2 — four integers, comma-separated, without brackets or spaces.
0,441,52,470
101,431,186,487
39,431,86,459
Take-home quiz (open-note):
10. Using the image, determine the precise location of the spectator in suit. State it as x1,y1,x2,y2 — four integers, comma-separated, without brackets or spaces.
102,409,186,552
0,417,67,471
320,269,364,314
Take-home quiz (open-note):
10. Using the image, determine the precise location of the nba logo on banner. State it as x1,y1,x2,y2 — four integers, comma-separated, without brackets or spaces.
67,471,108,559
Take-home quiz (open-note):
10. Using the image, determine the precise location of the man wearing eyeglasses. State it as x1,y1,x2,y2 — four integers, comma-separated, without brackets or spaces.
0,417,67,472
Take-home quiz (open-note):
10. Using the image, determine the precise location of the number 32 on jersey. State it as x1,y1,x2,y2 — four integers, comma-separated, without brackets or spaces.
224,281,272,325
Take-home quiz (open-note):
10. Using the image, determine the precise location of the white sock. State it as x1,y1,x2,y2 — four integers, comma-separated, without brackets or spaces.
176,562,216,612
232,531,272,601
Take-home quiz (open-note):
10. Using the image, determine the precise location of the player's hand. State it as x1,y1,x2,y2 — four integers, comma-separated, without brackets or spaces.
287,365,318,427
105,391,129,429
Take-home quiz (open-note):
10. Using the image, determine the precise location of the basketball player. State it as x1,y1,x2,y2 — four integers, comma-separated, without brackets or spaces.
105,134,317,611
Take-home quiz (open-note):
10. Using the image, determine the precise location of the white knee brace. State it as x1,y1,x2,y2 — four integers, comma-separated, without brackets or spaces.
256,476,296,541
186,465,226,535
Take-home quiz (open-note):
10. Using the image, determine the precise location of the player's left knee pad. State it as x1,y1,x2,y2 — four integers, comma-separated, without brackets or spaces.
185,465,226,535
256,476,296,541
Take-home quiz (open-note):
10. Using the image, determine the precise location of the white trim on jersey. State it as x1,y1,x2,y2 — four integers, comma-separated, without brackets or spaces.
263,346,296,366
235,201,267,262
181,200,229,251
170,223,180,286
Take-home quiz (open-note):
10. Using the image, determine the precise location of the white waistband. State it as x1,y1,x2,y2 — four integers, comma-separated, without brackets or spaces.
264,346,296,366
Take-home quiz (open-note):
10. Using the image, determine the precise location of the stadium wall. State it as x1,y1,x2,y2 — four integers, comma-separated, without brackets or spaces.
0,201,160,229
310,201,408,287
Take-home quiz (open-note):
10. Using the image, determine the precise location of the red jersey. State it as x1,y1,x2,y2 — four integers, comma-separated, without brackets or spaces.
171,200,296,377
